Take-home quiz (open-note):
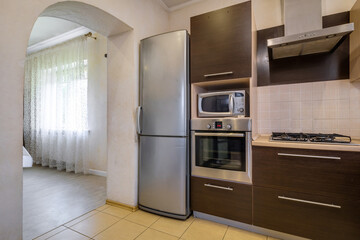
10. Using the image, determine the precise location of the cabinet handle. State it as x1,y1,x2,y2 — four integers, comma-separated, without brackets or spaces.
277,153,340,160
278,196,341,209
204,71,234,77
204,183,233,191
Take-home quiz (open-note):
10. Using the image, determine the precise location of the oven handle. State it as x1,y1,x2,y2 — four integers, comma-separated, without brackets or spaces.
195,132,245,137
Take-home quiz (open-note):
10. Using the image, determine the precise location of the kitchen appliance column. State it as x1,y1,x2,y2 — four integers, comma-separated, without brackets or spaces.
137,30,190,219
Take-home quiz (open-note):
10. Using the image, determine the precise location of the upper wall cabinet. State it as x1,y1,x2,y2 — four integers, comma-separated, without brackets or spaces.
190,2,252,83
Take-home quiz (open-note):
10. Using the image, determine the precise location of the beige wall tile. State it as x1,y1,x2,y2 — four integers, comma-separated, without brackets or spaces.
47,229,90,240
290,102,301,120
349,119,360,129
94,219,146,240
339,81,351,99
350,99,360,118
337,99,350,119
102,206,132,218
150,216,194,238
300,101,312,119
257,80,360,137
289,84,301,102
70,212,119,237
224,227,266,240
349,81,360,99
300,83,313,101
181,219,227,240
125,210,160,227
136,228,178,240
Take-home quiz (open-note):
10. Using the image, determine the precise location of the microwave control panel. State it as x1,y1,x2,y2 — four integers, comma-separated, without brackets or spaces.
233,92,245,115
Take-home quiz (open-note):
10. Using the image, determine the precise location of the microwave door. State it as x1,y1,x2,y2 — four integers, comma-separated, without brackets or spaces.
198,94,234,117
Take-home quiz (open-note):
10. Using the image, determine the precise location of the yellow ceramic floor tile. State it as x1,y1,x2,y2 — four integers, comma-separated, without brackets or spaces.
64,210,99,227
125,210,160,227
136,228,178,240
223,227,267,240
47,229,90,240
150,216,194,237
97,204,111,211
181,218,227,240
34,226,67,240
102,206,132,218
70,211,119,237
94,219,146,240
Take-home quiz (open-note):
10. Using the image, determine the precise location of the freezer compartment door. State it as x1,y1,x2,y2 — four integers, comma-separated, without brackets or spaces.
140,30,189,136
139,136,188,216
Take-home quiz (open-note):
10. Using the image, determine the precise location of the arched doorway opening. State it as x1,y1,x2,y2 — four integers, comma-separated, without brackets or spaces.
22,2,132,239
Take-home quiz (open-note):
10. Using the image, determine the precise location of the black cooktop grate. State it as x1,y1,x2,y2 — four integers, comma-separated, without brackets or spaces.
271,132,352,144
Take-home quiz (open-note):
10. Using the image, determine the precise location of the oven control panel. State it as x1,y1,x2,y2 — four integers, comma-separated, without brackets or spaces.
191,118,252,132
206,121,232,130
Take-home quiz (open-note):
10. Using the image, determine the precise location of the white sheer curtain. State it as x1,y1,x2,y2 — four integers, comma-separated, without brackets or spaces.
24,36,89,173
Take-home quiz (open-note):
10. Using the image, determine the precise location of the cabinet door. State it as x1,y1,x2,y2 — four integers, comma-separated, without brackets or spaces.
191,176,252,224
253,146,360,199
253,186,360,240
190,2,252,83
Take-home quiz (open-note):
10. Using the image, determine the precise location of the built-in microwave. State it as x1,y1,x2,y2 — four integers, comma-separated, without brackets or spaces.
198,90,249,117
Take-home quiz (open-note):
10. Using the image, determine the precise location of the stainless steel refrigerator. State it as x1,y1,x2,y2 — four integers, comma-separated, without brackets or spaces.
137,30,190,219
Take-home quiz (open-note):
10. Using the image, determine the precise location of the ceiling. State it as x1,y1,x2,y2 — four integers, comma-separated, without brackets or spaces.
28,17,81,46
29,0,357,46
160,0,199,10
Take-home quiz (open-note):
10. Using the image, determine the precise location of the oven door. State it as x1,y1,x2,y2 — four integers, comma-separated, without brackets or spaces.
198,93,234,117
191,131,252,183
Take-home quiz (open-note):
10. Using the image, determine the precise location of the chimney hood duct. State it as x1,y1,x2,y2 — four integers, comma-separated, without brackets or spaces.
267,0,354,60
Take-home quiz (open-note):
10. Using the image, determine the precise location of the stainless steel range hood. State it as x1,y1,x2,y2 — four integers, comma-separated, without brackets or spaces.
267,0,354,59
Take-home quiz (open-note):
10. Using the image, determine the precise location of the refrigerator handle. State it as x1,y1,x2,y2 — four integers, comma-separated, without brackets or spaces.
136,106,142,134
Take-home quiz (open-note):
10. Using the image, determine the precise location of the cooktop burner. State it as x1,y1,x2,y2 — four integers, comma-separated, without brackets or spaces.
271,132,352,144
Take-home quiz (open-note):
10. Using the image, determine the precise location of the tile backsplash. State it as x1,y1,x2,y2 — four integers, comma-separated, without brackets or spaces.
257,80,360,138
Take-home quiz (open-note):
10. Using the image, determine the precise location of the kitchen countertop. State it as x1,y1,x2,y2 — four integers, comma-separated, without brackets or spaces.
252,135,360,152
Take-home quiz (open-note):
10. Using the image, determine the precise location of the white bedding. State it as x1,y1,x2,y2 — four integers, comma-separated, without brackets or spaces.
23,147,33,168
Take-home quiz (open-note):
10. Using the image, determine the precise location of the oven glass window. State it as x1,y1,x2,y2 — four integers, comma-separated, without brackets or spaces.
195,135,246,171
201,95,229,112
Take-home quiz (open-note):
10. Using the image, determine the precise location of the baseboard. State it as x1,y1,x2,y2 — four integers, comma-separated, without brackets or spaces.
89,169,107,177
194,211,309,240
106,199,138,212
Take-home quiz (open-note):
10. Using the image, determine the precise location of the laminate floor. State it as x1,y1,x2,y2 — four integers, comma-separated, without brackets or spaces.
23,165,106,240
34,204,282,240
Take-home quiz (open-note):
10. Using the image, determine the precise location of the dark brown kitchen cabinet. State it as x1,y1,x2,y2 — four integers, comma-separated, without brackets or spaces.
253,186,360,240
253,146,360,199
191,176,252,224
252,146,360,240
190,2,252,83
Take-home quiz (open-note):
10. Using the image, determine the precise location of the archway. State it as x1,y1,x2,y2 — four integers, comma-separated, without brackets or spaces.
23,2,133,239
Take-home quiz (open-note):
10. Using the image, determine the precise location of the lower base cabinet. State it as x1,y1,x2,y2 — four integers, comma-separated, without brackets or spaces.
253,186,360,240
191,176,252,224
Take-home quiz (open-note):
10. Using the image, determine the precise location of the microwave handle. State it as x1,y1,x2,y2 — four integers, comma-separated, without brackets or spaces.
229,94,234,115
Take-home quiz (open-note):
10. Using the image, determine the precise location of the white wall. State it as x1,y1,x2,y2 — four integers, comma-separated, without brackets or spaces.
0,1,169,239
88,33,108,172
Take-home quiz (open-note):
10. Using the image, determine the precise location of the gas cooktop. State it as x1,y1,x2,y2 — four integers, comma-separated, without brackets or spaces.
270,132,352,144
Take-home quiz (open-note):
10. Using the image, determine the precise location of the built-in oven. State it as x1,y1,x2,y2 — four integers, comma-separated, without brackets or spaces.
191,118,252,184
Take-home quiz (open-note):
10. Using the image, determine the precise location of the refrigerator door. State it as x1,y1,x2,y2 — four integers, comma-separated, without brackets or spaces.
139,136,188,216
139,30,189,137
